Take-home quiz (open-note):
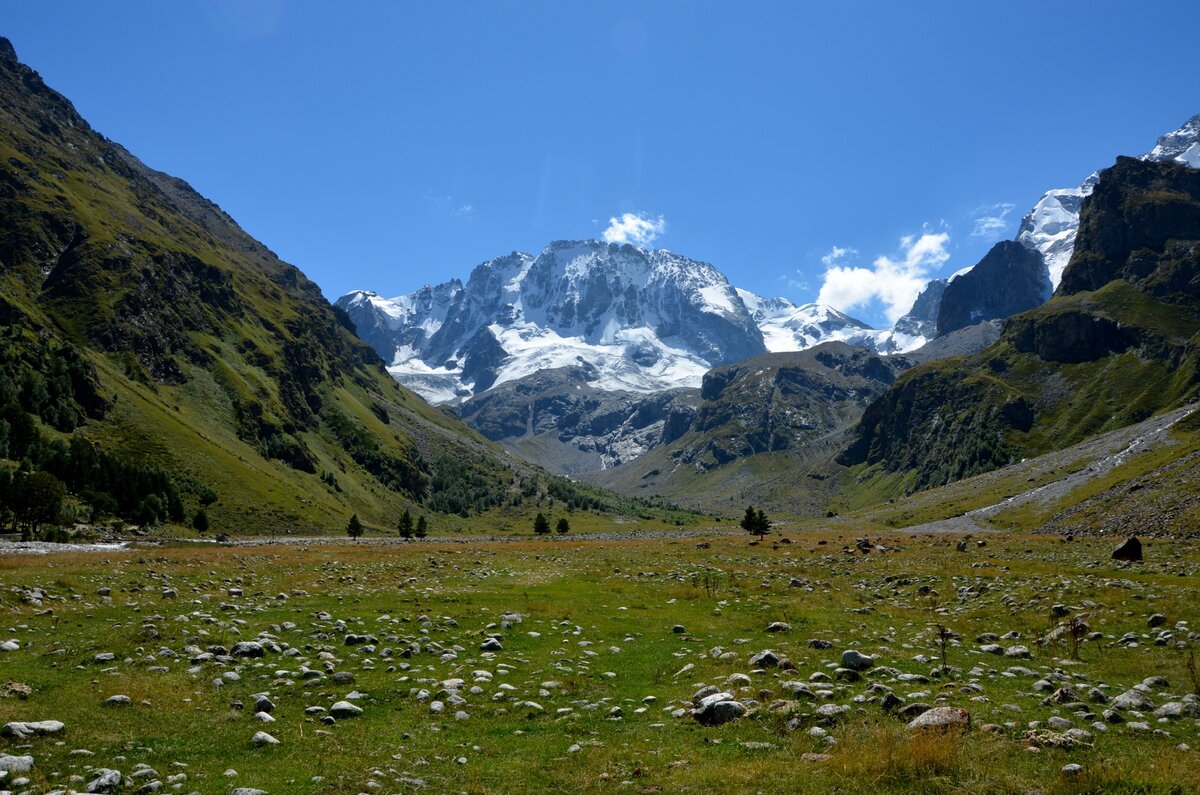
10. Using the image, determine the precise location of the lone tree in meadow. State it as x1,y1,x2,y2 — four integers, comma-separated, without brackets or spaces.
192,508,209,533
415,515,428,538
741,505,770,540
347,513,363,540
534,512,550,535
556,517,570,535
398,509,414,539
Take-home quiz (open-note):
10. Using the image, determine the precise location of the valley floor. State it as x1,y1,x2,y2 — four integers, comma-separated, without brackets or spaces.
1,531,1198,794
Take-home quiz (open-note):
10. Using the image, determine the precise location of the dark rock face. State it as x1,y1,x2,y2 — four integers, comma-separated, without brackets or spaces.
672,343,907,472
1004,308,1138,363
894,279,946,339
1059,157,1200,303
459,327,508,393
935,241,1049,337
1111,536,1143,562
457,367,700,474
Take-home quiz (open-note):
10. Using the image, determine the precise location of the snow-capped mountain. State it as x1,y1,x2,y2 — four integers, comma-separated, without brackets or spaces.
1018,113,1200,290
341,240,784,404
339,240,913,405
737,289,926,355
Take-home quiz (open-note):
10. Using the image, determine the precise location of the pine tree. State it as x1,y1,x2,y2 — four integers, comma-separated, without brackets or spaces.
755,508,770,540
192,508,209,533
398,509,413,539
741,505,770,540
740,505,757,533
556,517,570,535
347,513,362,540
534,512,550,535
415,515,427,538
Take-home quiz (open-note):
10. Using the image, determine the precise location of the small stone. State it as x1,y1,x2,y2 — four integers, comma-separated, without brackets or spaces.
329,700,363,719
766,622,791,633
1062,764,1083,778
103,695,132,707
251,731,279,747
87,768,123,793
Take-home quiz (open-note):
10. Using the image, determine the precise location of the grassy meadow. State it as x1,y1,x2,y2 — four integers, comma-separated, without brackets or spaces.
2,529,1198,793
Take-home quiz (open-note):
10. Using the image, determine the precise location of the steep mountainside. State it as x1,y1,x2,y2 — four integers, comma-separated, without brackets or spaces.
0,37,643,534
457,367,699,475
588,343,911,511
841,156,1200,495
935,241,1048,336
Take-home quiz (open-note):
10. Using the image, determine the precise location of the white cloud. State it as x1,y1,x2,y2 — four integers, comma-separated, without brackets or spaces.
455,204,475,217
602,212,666,246
816,231,951,323
821,245,857,267
969,203,1015,240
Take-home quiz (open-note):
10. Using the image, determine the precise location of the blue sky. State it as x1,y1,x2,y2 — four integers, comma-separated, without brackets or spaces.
5,1,1199,326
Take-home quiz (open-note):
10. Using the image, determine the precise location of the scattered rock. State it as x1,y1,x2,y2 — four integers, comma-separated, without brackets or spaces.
231,641,265,658
251,731,279,747
907,707,970,732
692,692,746,726
0,754,34,773
1,720,65,739
840,650,874,671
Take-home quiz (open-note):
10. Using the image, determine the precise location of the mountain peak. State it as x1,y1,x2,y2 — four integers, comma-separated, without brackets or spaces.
1017,112,1200,291
0,37,16,63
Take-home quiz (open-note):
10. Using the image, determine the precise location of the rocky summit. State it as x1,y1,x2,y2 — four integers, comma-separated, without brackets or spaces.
339,244,926,406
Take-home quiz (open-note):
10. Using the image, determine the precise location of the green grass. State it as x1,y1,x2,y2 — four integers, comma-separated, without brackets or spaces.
2,531,1198,793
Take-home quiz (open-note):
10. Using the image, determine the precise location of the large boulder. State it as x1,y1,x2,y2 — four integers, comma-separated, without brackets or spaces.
1111,537,1143,562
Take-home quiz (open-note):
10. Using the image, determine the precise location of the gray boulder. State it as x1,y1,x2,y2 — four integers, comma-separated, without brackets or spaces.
840,650,874,671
